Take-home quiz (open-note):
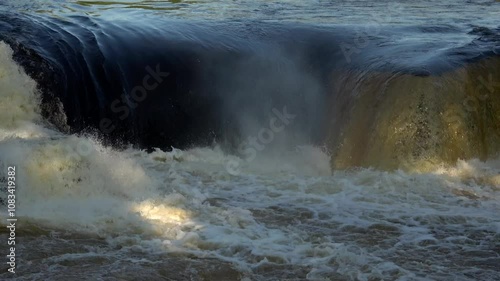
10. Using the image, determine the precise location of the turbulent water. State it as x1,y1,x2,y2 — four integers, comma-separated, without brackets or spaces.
1,1,500,280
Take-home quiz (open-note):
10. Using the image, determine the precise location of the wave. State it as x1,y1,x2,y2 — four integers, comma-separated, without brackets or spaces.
1,13,500,172
1,37,500,279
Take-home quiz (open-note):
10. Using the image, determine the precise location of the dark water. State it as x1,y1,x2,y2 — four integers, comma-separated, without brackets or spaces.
1,3,499,158
0,1,499,280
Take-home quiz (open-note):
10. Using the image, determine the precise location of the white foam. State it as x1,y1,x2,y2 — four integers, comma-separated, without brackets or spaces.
0,40,499,280
0,42,40,130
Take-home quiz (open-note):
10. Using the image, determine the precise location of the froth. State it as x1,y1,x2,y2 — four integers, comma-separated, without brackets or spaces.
0,39,498,281
0,42,40,130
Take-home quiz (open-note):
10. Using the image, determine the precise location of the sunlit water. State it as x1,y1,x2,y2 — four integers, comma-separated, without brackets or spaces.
0,1,500,280
3,0,499,28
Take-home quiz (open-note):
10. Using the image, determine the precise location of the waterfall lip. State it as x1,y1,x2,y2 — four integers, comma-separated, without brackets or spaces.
1,12,499,153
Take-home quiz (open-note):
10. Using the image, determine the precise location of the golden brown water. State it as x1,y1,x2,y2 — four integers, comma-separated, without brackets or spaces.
1,1,500,280
330,56,500,171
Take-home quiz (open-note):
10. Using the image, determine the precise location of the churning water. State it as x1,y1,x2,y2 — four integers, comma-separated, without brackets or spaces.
0,1,500,280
